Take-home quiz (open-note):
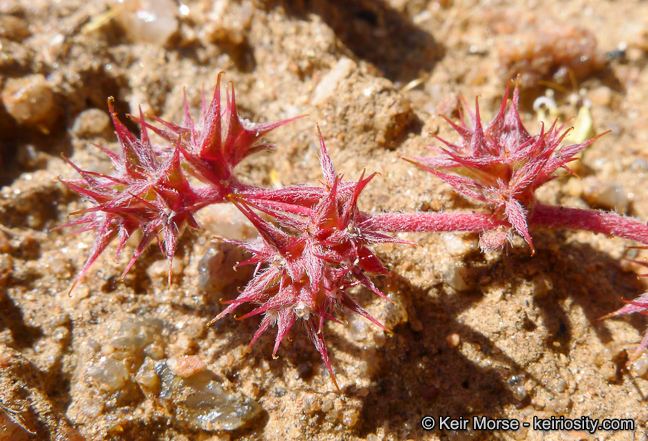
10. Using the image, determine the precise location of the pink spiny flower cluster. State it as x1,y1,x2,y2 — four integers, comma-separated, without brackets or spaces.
60,75,648,384
403,83,604,252
208,131,412,387
59,74,298,292
137,72,301,191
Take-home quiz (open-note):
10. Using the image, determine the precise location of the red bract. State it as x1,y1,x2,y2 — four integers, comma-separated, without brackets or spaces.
403,83,603,252
208,131,411,388
59,76,299,292
58,101,207,292
135,72,302,198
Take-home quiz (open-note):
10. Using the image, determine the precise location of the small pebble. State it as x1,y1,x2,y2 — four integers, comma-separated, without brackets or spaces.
46,253,71,278
72,108,111,138
302,396,321,414
587,86,612,107
630,352,648,377
135,357,161,397
342,410,359,427
443,264,470,291
114,0,179,46
155,360,261,431
376,293,408,329
69,397,104,419
2,74,59,133
171,334,198,356
599,361,617,382
320,396,334,412
547,394,571,415
143,342,165,360
446,333,461,348
167,355,207,377
531,397,545,410
201,0,253,46
146,258,184,280
552,378,567,394
197,241,253,292
0,15,29,41
581,176,629,213
88,356,130,393
312,57,357,106
194,203,256,240
348,317,369,342
507,375,528,401
107,316,165,352
442,233,473,256
63,284,90,309
564,178,583,198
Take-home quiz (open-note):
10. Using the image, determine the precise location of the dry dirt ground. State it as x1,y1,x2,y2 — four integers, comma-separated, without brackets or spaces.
3,0,648,440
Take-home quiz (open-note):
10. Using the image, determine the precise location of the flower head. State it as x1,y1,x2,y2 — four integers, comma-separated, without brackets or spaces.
209,129,411,388
404,83,604,252
60,76,300,292
135,72,302,193
59,101,206,292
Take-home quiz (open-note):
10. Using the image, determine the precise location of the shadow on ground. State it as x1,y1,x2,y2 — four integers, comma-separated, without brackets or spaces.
347,230,645,439
264,0,442,83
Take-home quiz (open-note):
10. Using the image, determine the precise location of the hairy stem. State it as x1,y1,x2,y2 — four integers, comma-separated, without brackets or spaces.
362,211,506,233
529,203,648,244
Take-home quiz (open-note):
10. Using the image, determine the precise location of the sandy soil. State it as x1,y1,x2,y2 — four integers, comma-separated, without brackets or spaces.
2,0,648,439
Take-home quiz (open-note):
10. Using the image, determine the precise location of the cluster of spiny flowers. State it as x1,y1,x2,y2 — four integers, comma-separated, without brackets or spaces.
59,73,302,291
60,75,648,385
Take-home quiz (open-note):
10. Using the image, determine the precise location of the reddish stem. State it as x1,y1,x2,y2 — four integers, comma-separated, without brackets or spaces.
362,211,506,233
529,203,648,245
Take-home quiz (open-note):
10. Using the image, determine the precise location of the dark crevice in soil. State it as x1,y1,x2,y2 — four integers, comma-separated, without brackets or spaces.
265,0,443,83
44,357,73,411
0,290,43,349
0,138,19,187
214,38,257,73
